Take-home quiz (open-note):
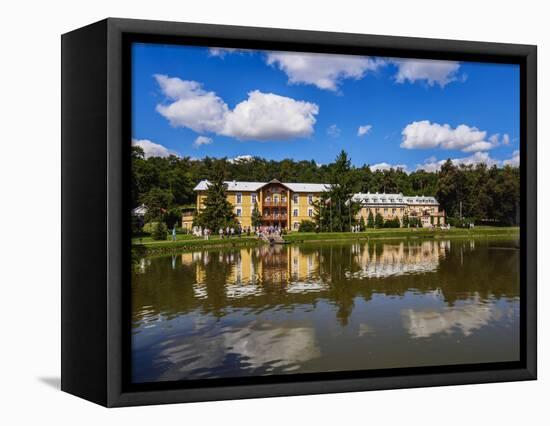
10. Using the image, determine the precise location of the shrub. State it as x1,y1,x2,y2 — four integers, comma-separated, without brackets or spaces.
142,221,158,234
384,218,401,228
298,220,316,232
151,221,168,240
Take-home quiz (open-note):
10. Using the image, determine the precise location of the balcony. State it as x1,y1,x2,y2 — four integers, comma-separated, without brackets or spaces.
263,200,288,207
262,214,288,221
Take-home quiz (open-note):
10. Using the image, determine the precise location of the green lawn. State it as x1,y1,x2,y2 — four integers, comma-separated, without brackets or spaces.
132,233,257,244
131,226,519,256
283,226,519,243
132,235,260,254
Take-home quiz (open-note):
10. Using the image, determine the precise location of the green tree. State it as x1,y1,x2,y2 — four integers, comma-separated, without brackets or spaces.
402,213,409,228
316,151,359,232
359,216,366,231
367,210,375,228
151,221,168,240
251,202,262,228
374,213,384,228
164,207,181,229
141,187,174,222
298,220,316,232
193,162,237,231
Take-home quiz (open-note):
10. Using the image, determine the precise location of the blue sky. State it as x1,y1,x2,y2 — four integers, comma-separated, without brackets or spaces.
132,43,520,171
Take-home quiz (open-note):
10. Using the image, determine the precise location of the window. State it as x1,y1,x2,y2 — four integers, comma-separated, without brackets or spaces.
308,194,313,204
236,193,242,204
392,208,396,214
293,194,299,203
384,208,388,213
293,209,298,217
251,194,257,204
308,208,313,217
274,195,279,203
236,208,242,217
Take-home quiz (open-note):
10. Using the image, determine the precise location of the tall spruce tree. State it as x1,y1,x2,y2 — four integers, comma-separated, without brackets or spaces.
374,213,384,228
367,210,375,228
251,202,262,229
316,150,359,232
194,162,236,231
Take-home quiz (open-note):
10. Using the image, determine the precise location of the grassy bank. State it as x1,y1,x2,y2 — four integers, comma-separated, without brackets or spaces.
283,226,519,243
132,226,519,256
132,235,261,256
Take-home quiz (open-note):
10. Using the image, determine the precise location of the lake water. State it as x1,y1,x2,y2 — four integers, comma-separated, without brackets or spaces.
131,238,520,383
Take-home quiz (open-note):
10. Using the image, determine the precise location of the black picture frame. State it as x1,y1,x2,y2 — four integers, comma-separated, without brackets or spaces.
61,17,537,407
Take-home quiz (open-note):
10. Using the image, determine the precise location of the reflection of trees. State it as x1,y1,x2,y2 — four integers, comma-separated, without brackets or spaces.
132,239,519,327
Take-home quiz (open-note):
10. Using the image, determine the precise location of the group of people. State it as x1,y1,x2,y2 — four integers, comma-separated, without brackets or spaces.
218,226,252,239
192,225,256,240
260,225,283,236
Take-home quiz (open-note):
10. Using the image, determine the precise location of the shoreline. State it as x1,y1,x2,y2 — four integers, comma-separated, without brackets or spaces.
132,227,519,256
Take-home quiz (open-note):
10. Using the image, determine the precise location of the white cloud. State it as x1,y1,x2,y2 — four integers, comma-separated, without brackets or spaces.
155,75,319,141
193,136,213,148
401,120,507,152
222,90,318,140
155,74,228,133
266,51,385,91
503,150,520,167
132,138,178,158
417,152,501,172
371,162,408,172
327,124,341,138
393,59,461,87
357,124,372,137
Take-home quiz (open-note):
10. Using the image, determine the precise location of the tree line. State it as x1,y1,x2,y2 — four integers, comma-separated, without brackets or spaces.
132,146,520,231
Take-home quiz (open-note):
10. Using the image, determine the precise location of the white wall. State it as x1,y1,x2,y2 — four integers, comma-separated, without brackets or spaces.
1,1,546,424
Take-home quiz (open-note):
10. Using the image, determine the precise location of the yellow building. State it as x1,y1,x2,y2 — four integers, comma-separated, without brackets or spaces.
191,180,444,231
193,179,329,231
352,192,445,227
181,208,195,231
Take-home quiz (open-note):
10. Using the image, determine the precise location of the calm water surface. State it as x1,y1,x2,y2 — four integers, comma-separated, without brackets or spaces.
132,238,520,383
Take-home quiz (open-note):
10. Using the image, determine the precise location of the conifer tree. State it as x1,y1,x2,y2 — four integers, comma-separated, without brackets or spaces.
367,210,375,228
374,213,384,229
194,162,236,231
251,202,262,229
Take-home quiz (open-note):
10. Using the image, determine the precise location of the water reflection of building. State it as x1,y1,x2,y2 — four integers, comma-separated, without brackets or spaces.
346,240,448,279
188,240,449,299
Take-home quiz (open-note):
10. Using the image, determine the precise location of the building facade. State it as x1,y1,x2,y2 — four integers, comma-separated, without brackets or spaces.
194,179,328,231
353,192,445,227
191,180,444,231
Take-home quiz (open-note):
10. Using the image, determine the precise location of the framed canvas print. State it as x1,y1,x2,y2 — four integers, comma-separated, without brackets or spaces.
61,18,537,407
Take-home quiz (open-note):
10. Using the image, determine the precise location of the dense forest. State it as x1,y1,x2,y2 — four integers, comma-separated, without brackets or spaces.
131,146,520,227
